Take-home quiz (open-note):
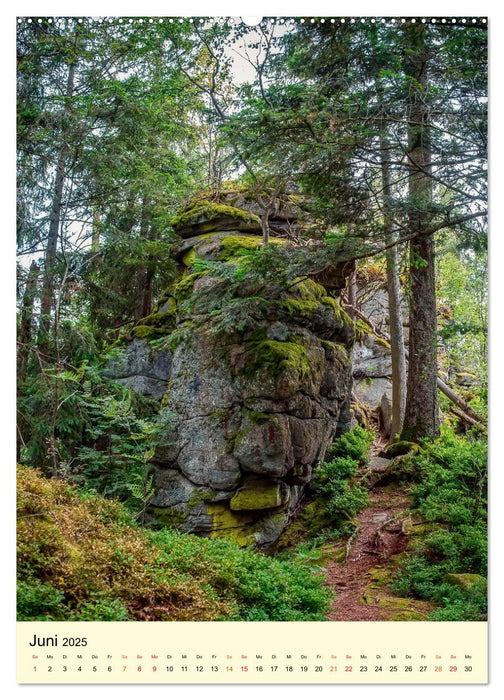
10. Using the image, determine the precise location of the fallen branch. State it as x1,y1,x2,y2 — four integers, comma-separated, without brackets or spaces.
440,379,484,425
449,405,484,431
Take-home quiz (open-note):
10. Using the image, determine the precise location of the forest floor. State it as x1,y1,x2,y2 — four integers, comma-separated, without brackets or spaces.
325,441,435,621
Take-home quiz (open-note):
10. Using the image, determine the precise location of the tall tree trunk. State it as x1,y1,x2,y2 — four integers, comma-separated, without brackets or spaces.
17,261,39,384
347,268,357,320
91,208,100,253
135,198,154,320
377,83,407,437
401,23,439,440
38,60,76,357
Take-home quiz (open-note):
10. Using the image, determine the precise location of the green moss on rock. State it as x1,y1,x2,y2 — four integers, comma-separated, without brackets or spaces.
171,202,261,233
217,234,263,259
384,441,420,458
230,483,286,511
173,272,205,301
131,309,176,341
294,278,326,301
244,339,311,378
355,318,374,341
243,408,271,425
131,325,171,341
138,311,174,328
279,298,320,317
182,247,196,267
216,234,286,261
205,503,256,546
375,336,391,350
148,506,188,527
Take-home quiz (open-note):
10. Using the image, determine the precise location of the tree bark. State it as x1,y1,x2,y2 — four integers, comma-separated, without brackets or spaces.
401,23,439,441
347,268,357,320
38,59,76,357
385,244,407,437
134,197,155,320
17,261,39,384
377,82,407,437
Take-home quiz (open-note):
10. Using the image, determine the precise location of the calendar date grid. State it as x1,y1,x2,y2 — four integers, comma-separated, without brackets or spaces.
29,649,477,678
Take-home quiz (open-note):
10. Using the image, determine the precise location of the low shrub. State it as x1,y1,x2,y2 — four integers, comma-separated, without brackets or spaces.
17,465,330,622
289,427,373,542
325,425,374,463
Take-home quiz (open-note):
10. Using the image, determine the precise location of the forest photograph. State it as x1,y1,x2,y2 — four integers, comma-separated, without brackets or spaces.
16,16,487,623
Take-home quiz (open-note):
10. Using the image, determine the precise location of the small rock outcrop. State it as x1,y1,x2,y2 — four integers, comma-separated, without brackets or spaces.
118,184,356,546
103,339,172,399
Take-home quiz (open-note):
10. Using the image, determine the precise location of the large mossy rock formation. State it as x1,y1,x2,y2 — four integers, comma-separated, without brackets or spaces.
123,186,355,546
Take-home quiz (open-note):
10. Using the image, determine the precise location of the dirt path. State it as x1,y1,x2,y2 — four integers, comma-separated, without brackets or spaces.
326,446,438,621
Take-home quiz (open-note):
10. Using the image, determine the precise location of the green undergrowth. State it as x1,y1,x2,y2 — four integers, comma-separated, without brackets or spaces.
276,426,374,562
390,428,487,620
17,465,330,622
310,426,374,525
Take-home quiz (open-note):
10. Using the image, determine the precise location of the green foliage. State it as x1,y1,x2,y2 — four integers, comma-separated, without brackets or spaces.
326,425,375,463
70,599,130,622
17,581,67,621
16,20,488,626
390,429,487,620
437,243,488,378
312,458,368,523
410,429,487,524
392,557,486,622
18,359,166,518
309,427,373,529
326,481,369,520
152,530,330,621
17,466,330,622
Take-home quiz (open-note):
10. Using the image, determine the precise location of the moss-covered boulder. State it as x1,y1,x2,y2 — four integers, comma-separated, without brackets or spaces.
445,573,487,590
454,371,478,387
230,479,290,511
384,441,420,458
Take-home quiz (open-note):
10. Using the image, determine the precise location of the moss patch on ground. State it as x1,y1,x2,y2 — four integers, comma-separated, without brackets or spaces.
360,561,435,620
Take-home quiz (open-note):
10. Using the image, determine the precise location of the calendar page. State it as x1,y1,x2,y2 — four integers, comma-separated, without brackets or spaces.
15,10,488,687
